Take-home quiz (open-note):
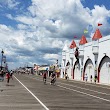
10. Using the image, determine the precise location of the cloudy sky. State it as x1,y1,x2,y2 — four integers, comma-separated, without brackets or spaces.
0,0,110,69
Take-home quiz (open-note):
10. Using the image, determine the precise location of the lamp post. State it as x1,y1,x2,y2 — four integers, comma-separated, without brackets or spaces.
1,49,4,70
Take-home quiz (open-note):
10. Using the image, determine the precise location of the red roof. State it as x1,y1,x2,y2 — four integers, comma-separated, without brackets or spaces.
69,40,76,49
92,29,102,40
79,35,87,45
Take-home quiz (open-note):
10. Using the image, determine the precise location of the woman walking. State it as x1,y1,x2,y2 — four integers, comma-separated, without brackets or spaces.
6,71,10,85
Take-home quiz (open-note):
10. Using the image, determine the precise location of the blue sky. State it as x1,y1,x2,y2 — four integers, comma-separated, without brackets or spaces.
82,0,110,10
0,0,110,69
0,0,31,27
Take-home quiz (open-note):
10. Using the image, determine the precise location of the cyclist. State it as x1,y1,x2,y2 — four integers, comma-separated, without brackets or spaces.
50,72,56,85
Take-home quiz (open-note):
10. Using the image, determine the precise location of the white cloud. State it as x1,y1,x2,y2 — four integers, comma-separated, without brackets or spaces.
91,5,110,27
15,16,34,25
0,24,13,43
1,0,110,69
51,40,63,48
17,24,27,30
8,0,19,9
0,24,11,31
0,0,19,9
43,54,59,60
28,0,91,38
6,14,13,19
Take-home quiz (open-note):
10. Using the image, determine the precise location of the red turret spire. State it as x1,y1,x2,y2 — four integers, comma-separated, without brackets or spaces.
69,40,76,49
79,35,87,45
92,29,102,40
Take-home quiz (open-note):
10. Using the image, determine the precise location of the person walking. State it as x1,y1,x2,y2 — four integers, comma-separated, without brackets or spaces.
74,47,79,63
0,70,4,81
84,74,88,83
43,71,47,84
90,75,92,83
65,73,68,80
50,72,56,85
10,70,13,80
94,74,97,84
6,71,10,85
63,72,64,78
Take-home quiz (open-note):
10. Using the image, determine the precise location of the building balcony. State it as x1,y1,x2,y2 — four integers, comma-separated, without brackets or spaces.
92,46,99,54
69,49,74,58
92,40,99,54
62,51,66,56
79,50,84,57
62,55,66,60
79,45,84,57
69,52,74,58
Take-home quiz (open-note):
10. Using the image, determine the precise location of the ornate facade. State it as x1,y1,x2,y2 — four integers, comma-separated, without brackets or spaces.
61,29,110,85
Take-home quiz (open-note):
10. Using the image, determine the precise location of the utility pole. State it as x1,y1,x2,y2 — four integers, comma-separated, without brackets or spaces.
1,49,4,70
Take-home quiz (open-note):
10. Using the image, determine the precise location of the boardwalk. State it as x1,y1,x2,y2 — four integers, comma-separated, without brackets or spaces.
0,74,110,110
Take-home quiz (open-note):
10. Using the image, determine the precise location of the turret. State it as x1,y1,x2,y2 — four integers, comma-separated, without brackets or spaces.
69,40,76,59
79,35,87,57
92,29,102,55
62,44,68,66
92,28,102,81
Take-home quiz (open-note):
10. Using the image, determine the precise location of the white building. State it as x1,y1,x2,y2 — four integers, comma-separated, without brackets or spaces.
61,28,110,85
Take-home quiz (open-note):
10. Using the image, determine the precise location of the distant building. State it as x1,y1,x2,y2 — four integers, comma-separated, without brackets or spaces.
34,65,49,76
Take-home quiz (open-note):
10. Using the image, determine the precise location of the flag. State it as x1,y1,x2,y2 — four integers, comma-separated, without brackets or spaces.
84,29,88,33
74,36,77,38
98,23,102,26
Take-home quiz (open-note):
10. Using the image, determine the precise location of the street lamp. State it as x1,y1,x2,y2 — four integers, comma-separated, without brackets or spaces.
1,49,4,70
